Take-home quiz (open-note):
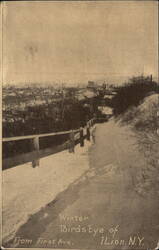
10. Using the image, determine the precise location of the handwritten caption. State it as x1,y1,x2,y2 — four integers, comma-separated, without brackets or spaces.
13,214,146,248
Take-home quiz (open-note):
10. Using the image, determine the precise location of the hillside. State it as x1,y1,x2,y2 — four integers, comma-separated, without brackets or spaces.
119,93,159,197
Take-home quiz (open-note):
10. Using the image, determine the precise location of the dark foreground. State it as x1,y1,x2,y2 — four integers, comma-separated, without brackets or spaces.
5,120,159,249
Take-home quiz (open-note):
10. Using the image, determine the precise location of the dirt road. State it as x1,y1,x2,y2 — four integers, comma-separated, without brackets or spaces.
6,120,159,249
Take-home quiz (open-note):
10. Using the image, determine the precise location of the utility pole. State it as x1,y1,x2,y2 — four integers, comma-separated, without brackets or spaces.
61,83,65,122
150,74,152,82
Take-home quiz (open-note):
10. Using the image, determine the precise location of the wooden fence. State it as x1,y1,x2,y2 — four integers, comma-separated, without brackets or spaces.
2,118,95,170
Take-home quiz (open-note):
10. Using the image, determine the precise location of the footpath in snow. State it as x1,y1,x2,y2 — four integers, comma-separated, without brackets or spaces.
4,119,159,249
2,134,93,243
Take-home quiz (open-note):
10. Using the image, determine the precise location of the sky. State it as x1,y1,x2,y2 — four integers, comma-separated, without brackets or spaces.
2,1,158,85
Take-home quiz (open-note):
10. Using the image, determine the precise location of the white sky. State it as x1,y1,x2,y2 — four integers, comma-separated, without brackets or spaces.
2,1,158,85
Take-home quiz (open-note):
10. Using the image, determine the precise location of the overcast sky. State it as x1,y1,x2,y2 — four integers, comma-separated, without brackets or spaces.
3,1,158,85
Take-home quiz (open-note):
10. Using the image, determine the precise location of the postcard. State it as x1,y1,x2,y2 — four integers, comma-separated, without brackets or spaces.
1,0,159,249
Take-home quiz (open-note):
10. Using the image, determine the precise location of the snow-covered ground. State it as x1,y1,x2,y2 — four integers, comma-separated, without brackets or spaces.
98,106,113,115
2,137,92,243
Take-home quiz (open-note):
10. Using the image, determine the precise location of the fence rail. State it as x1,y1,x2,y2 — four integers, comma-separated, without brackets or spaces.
2,118,95,170
2,129,80,142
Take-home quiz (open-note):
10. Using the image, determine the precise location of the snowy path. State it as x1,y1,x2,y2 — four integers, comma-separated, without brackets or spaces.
3,120,159,249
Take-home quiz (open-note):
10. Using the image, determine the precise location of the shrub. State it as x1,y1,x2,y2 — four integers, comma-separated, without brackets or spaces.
112,76,159,116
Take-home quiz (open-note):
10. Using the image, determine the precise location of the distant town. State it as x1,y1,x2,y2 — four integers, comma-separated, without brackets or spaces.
2,81,115,134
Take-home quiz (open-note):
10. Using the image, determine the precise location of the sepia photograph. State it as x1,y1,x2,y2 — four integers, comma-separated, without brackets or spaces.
1,0,159,249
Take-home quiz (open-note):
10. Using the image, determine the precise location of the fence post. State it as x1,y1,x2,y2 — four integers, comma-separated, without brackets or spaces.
80,128,84,147
91,119,93,127
92,118,95,125
32,136,40,168
69,130,75,153
86,123,90,141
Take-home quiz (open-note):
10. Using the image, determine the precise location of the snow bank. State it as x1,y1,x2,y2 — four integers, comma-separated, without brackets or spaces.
120,93,158,128
120,93,159,197
139,93,158,112
98,106,113,115
2,139,92,243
